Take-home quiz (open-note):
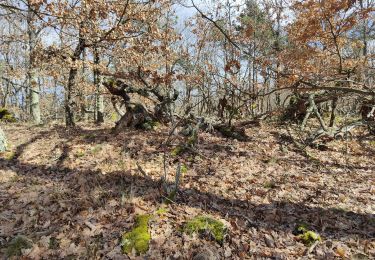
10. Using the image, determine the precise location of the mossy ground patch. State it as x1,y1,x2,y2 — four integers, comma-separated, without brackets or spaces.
5,235,32,257
294,223,321,246
184,216,226,244
121,215,151,255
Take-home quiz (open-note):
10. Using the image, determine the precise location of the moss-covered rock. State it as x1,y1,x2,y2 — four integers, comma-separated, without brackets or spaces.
139,117,160,131
141,122,152,131
215,124,249,141
184,216,226,244
5,235,32,257
122,215,151,255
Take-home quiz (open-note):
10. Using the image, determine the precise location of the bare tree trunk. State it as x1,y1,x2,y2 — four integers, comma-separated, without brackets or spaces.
94,48,104,124
0,127,7,152
53,79,58,120
65,30,85,127
27,3,41,124
78,49,88,122
65,68,77,127
0,75,9,107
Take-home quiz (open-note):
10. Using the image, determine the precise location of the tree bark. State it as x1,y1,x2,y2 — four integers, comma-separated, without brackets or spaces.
65,29,85,127
329,96,338,127
0,127,7,152
65,68,78,127
103,78,178,132
94,48,104,124
27,3,41,124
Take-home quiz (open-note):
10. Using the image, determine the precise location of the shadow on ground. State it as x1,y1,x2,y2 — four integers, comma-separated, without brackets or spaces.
0,124,373,260
1,128,373,242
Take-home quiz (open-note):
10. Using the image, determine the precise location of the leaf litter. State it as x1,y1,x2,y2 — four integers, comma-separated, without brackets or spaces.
0,123,373,259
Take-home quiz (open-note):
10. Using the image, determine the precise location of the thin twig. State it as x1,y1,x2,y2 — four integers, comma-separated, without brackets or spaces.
161,194,177,204
136,161,147,177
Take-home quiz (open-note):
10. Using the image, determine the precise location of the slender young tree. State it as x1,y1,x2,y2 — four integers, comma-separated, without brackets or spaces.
94,47,104,124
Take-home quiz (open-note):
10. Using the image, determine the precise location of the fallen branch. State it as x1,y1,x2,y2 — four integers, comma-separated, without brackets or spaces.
306,240,320,255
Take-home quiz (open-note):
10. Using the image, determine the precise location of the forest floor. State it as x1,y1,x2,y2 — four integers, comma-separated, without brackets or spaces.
0,122,374,259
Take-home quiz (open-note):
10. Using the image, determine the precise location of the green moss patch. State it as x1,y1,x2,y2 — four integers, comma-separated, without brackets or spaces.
0,108,16,122
75,150,85,158
155,206,168,216
4,151,15,160
294,223,321,246
6,235,32,257
299,230,321,245
171,145,185,156
140,121,159,131
91,145,102,154
122,215,151,255
180,164,188,174
184,216,226,244
263,180,277,189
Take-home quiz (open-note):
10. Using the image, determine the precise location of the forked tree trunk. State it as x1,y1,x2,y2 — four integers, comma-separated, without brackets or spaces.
361,100,375,134
103,78,178,133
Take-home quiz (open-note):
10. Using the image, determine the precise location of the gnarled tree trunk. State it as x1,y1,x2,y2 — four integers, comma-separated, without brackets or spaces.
103,79,178,133
65,26,86,127
361,100,375,134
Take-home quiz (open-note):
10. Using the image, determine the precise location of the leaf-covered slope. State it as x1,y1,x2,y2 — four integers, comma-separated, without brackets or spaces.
0,123,373,259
